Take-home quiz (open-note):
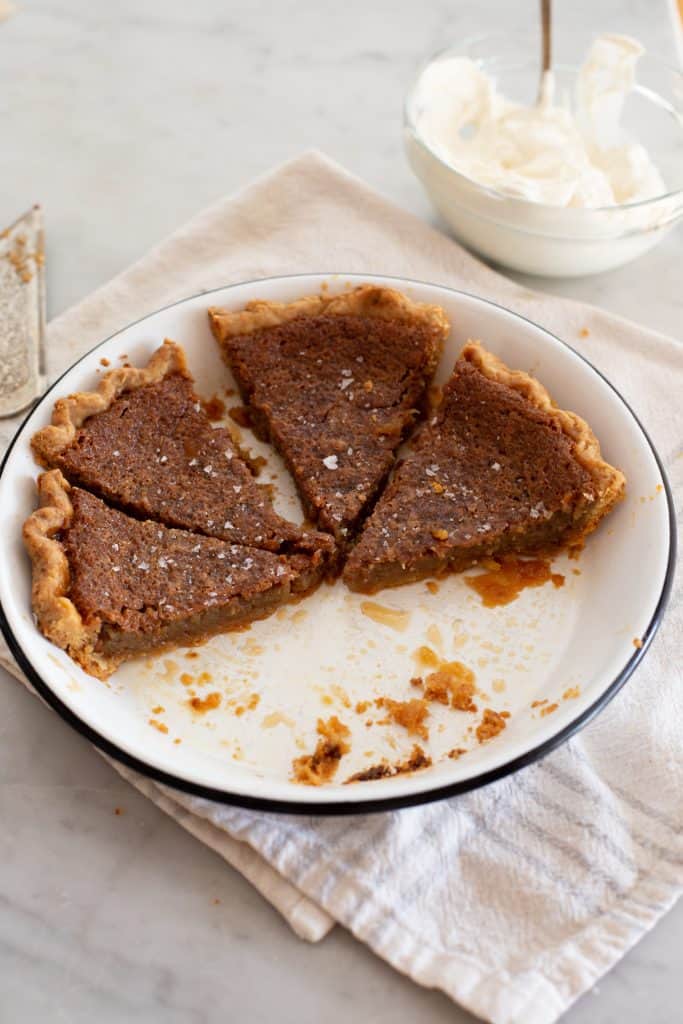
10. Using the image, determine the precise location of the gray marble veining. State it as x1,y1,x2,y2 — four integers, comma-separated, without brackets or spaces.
0,2,680,1022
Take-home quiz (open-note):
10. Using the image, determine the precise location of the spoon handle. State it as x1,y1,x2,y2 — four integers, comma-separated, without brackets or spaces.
540,0,552,73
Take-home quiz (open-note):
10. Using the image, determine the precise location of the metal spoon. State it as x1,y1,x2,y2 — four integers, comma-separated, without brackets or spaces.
538,0,553,105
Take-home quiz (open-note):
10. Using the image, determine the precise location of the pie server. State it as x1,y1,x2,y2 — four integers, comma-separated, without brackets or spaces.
0,205,46,418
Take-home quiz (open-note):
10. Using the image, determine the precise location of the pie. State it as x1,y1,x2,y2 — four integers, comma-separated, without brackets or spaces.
23,471,325,679
31,340,333,563
208,285,448,545
343,341,625,593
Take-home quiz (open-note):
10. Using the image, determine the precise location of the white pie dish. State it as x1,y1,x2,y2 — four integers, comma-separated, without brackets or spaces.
0,274,675,812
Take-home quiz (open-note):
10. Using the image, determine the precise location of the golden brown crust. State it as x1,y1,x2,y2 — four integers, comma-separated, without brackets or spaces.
208,284,451,344
31,340,189,467
22,470,118,679
462,341,626,540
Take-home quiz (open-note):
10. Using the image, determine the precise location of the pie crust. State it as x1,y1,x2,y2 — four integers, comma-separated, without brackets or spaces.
31,339,188,467
23,470,116,677
462,341,625,536
208,283,450,345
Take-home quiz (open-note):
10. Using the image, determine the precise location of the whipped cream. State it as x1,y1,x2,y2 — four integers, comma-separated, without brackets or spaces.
416,34,665,208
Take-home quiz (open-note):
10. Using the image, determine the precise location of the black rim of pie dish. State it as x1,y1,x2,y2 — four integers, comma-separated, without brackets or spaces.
0,275,676,816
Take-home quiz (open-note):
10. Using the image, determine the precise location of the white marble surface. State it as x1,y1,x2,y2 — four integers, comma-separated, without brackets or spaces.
0,2,681,1021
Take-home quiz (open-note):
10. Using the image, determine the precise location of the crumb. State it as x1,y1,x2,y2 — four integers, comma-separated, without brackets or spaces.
201,394,226,421
418,661,477,711
355,700,370,714
633,637,643,649
476,709,508,743
563,686,580,700
228,405,252,428
345,744,431,783
151,704,165,715
579,327,590,338
426,581,439,595
531,699,548,708
540,703,559,717
375,697,430,740
114,806,124,815
292,716,351,786
100,357,110,367
447,748,467,760
149,718,168,734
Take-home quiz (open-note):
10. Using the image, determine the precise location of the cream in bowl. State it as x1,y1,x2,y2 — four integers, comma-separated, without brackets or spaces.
405,33,683,276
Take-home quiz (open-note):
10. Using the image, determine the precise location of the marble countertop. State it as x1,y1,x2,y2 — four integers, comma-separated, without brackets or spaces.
1,2,680,1021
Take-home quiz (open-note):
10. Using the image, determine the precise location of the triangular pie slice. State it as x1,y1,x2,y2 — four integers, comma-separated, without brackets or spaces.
23,471,326,679
31,340,333,566
343,341,625,593
208,285,449,545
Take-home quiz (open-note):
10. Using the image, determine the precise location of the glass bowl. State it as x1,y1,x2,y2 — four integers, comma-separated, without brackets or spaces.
404,33,683,277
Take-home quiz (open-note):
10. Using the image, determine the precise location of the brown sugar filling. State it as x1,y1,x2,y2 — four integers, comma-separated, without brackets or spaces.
49,372,332,565
220,313,440,544
344,357,605,593
63,487,308,662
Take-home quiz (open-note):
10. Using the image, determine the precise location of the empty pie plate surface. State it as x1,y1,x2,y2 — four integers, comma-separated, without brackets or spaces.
0,275,675,812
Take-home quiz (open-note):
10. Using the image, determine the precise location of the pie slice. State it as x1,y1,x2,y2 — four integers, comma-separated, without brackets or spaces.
31,340,333,566
23,471,326,679
343,341,625,593
208,285,449,545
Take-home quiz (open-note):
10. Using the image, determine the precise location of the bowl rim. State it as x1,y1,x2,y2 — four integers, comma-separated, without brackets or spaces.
404,34,683,216
0,273,676,815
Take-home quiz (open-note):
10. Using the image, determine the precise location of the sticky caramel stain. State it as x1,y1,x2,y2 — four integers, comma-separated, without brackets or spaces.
261,711,295,729
360,601,411,632
531,699,548,708
345,745,431,783
292,716,351,786
189,692,222,713
330,684,352,709
413,645,440,669
426,624,443,651
235,693,260,716
476,709,509,743
540,703,559,717
161,659,179,680
466,557,564,607
563,686,580,700
149,718,168,734
579,327,590,338
376,697,430,740
201,394,226,421
151,705,165,715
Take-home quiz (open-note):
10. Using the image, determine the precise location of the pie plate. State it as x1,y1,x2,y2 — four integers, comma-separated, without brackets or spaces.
0,275,675,813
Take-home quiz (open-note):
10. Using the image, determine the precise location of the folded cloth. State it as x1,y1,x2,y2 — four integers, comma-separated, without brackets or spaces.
2,152,681,1024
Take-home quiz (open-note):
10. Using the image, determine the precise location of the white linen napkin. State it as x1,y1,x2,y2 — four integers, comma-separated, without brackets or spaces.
2,152,681,1024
